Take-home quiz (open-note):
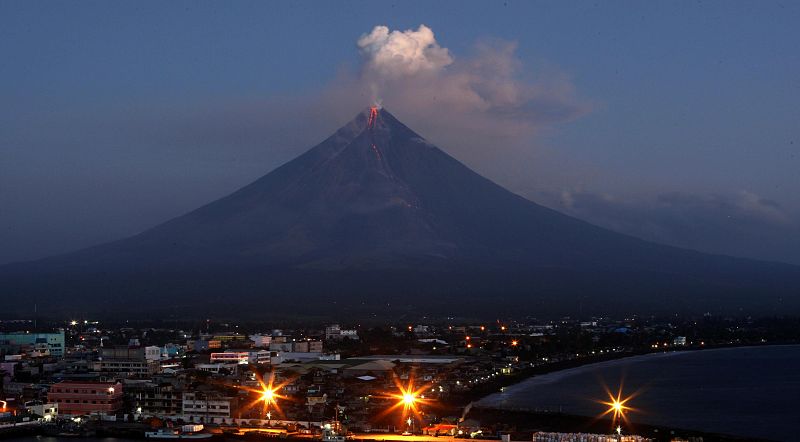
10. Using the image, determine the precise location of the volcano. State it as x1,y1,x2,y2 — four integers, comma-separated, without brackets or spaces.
2,107,799,317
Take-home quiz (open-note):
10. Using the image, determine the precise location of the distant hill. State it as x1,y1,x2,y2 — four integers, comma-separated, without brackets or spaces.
2,107,798,318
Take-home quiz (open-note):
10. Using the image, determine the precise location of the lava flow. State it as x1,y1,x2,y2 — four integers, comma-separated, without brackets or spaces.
367,106,379,128
367,106,382,160
371,143,382,160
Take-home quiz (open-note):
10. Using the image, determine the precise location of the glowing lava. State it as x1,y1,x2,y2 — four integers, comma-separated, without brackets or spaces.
367,106,379,128
367,106,382,160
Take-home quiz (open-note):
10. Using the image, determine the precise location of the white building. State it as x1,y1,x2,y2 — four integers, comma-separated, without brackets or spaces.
249,334,272,348
325,325,359,341
210,350,272,365
145,346,162,362
0,332,66,358
182,392,236,424
25,401,58,421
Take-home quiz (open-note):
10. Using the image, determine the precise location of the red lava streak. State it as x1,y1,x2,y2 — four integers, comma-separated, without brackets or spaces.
367,106,379,128
371,143,381,160
367,107,381,159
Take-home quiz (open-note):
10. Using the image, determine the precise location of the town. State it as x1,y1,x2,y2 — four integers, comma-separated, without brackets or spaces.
1,315,795,441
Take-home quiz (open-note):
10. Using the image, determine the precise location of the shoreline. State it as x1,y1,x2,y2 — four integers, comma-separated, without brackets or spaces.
463,407,774,442
448,341,800,406
446,342,798,441
2,343,795,442
480,342,800,404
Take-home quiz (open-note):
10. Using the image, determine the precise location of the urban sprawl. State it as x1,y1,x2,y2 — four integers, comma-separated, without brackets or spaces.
1,315,796,441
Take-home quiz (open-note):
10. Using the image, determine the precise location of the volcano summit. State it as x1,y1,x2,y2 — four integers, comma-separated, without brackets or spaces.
2,107,799,317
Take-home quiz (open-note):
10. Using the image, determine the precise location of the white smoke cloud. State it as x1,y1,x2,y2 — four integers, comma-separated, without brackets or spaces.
352,25,589,129
357,25,453,78
328,25,592,185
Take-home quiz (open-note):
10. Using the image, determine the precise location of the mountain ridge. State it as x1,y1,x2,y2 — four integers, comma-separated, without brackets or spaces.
2,107,798,317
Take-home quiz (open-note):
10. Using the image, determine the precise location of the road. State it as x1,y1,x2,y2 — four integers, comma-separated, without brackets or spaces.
350,434,511,442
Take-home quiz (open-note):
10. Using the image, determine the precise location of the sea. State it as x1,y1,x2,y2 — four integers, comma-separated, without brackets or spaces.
478,344,800,441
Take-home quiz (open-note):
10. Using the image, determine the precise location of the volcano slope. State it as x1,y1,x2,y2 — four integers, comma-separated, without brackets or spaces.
2,107,798,318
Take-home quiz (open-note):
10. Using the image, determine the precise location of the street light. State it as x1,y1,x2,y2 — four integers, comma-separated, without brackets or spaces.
261,388,275,405
605,396,630,421
240,368,294,421
597,385,637,434
375,376,433,432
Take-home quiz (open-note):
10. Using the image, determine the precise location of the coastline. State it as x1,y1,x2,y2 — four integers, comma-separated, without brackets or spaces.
2,343,795,442
449,341,800,406
448,342,798,441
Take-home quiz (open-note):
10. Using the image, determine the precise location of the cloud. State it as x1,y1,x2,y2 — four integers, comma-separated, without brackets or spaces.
347,25,591,145
357,25,453,78
537,189,800,265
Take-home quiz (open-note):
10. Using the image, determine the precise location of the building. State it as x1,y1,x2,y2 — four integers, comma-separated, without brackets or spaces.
211,333,248,343
210,350,271,365
292,340,324,353
188,339,221,352
47,381,123,416
1,361,17,384
145,346,162,361
249,334,272,348
195,363,238,374
134,383,183,417
269,351,327,364
182,391,237,424
25,401,58,421
251,350,271,364
0,332,65,358
100,346,157,376
325,325,359,341
325,325,341,340
343,360,396,378
210,352,250,364
269,342,294,352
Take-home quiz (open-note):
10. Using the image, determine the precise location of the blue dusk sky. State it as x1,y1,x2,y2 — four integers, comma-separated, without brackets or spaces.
1,1,798,264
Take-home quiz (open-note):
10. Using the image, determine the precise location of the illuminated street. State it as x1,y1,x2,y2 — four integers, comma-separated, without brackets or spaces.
351,435,497,442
